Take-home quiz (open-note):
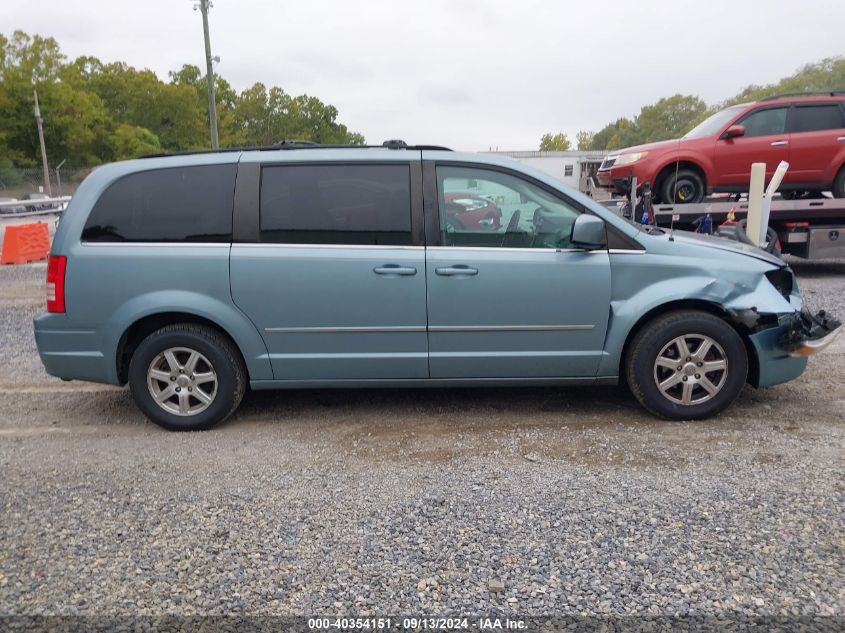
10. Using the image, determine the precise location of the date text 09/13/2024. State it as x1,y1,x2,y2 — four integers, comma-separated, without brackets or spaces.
307,617,527,630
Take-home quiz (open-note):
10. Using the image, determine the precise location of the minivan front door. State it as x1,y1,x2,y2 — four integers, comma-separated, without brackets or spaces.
423,162,612,379
230,159,428,381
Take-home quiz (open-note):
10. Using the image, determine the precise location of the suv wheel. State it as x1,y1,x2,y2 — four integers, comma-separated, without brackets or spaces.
833,166,845,198
128,323,246,431
661,169,705,204
625,310,748,420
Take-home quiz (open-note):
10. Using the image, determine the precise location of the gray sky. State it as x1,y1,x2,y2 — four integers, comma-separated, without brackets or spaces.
5,0,844,150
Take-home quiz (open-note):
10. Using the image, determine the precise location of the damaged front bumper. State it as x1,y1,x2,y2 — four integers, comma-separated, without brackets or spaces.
783,309,843,357
742,308,842,388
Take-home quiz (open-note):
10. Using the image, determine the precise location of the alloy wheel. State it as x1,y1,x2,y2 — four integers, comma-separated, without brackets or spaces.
653,334,728,406
147,347,218,416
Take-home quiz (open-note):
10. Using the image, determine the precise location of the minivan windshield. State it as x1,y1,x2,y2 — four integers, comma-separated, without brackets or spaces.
682,105,746,139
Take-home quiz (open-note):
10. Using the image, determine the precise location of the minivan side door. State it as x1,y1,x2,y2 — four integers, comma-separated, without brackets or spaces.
230,155,429,381
422,158,612,379
784,102,845,185
713,106,790,186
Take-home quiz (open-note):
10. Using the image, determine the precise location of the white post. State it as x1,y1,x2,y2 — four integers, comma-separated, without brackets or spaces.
758,161,789,246
746,163,766,247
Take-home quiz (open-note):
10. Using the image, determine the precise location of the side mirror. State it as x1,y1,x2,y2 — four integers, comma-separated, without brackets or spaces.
723,124,745,139
570,214,606,250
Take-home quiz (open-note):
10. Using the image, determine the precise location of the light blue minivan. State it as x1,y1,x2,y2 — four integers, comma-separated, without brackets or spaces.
34,141,840,430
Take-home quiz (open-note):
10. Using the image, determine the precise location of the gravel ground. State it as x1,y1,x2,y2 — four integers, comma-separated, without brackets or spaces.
0,260,843,629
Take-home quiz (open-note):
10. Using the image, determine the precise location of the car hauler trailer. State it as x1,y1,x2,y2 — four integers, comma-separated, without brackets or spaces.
600,195,845,260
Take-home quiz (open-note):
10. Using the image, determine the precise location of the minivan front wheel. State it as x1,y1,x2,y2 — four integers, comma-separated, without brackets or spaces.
625,310,747,420
128,324,246,431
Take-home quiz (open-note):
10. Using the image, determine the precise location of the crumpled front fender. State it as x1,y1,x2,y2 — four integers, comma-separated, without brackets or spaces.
599,253,804,380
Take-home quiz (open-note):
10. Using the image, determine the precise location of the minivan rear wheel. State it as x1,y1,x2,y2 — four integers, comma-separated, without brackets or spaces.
128,323,246,431
625,310,747,420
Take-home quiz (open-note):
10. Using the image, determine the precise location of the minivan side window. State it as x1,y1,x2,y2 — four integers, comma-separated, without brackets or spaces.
738,107,788,137
790,104,845,133
82,165,236,242
437,166,581,249
260,164,412,246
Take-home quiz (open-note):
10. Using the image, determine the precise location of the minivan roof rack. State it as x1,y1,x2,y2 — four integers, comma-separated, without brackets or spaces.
759,90,845,101
141,139,452,159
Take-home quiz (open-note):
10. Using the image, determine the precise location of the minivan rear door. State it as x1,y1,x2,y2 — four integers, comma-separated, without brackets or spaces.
421,157,612,379
230,153,429,381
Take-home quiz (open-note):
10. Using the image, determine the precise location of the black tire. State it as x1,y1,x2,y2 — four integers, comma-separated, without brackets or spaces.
833,166,845,198
128,323,246,431
625,310,748,420
661,169,705,204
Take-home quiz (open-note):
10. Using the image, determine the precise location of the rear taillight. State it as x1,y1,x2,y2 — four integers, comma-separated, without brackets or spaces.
46,255,67,313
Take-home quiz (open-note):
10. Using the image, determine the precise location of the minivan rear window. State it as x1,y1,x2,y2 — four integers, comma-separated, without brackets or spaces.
259,164,412,245
82,165,236,243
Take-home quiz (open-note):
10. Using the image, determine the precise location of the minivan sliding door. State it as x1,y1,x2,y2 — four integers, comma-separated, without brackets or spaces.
230,157,428,381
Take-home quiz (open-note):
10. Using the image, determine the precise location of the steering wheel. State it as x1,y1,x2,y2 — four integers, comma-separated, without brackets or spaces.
501,209,521,247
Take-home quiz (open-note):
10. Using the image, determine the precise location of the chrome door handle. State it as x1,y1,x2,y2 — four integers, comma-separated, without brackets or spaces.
373,265,417,276
837,136,845,142
770,140,788,146
435,265,479,276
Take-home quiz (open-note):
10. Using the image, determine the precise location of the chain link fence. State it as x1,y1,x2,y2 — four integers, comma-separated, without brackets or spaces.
0,165,95,199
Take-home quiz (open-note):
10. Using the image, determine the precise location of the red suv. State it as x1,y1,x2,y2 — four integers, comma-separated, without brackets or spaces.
596,93,845,203
443,192,503,230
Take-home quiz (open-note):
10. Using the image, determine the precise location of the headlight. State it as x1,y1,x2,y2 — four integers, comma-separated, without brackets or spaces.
613,152,648,166
765,268,794,299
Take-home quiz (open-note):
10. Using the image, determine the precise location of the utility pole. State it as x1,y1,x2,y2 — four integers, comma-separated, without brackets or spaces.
33,90,52,196
199,0,220,149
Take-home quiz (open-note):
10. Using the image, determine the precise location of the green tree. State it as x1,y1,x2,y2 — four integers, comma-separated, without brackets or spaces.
169,64,240,146
111,123,161,160
1,29,365,165
0,31,70,166
634,94,708,143
73,61,207,150
539,132,571,151
39,81,115,165
231,82,364,146
346,131,366,146
606,118,642,150
589,118,633,150
575,130,594,150
726,57,845,104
